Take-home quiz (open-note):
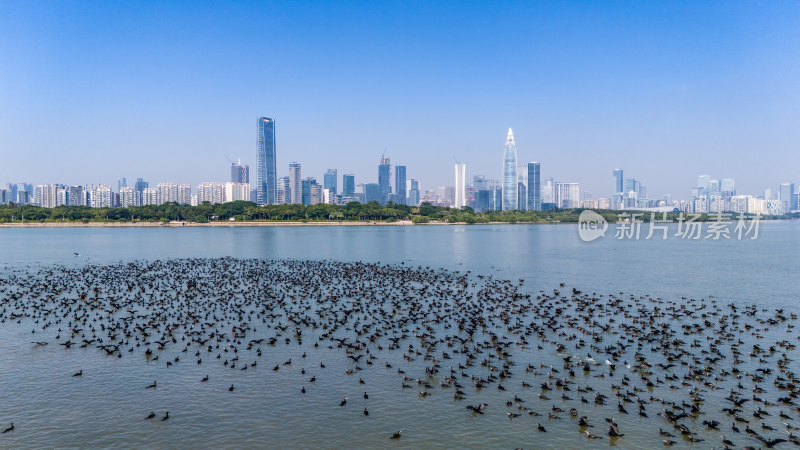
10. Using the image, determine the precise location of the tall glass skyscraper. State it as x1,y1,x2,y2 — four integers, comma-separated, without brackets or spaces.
378,156,391,205
256,117,277,205
502,128,517,211
527,162,541,211
394,165,407,204
323,169,338,196
342,174,355,198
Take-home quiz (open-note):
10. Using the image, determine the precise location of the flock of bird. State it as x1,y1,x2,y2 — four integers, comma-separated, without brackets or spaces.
0,257,798,448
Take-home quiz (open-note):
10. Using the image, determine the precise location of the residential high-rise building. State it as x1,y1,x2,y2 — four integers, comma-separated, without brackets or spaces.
256,116,277,205
527,162,541,211
119,187,135,208
288,162,302,204
454,163,466,209
34,184,58,208
231,159,249,184
502,128,518,210
378,156,391,205
393,165,407,205
88,185,112,208
196,182,225,205
342,174,355,198
224,182,250,202
157,183,179,204
68,186,85,207
323,169,338,196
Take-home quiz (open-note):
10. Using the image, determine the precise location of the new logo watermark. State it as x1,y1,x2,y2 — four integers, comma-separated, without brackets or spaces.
578,212,761,242
578,210,608,241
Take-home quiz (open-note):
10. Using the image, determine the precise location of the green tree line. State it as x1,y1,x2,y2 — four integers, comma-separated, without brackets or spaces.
0,201,789,224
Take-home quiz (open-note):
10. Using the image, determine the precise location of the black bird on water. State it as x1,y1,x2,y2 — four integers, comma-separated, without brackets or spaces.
390,431,401,439
145,412,155,420
2,423,13,433
72,370,82,377
161,412,169,421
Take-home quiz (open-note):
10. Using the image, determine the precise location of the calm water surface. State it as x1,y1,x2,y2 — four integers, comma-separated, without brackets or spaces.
0,223,798,449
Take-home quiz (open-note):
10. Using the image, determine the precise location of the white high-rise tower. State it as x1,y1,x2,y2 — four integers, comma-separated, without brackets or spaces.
454,163,466,209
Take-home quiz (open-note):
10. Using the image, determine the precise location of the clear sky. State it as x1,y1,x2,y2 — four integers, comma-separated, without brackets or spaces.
1,1,798,198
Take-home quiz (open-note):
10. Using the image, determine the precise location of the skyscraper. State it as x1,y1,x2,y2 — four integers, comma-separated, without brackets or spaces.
454,163,466,209
612,169,623,209
342,174,355,198
780,182,795,213
408,178,420,206
256,117,277,205
555,182,580,209
323,169,338,196
231,159,249,184
378,156,391,205
502,128,518,211
527,162,541,211
288,162,301,205
394,165,407,204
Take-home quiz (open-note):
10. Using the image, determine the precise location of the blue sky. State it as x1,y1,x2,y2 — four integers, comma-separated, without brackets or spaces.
1,1,798,198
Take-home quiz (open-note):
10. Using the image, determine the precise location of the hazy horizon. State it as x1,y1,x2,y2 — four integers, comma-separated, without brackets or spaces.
1,1,798,199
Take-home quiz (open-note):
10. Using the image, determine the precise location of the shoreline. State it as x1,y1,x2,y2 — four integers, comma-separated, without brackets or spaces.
0,220,504,228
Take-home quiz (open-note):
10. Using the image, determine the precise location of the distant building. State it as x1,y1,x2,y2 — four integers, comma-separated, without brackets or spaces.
502,128,517,210
378,156,391,205
780,182,795,213
407,178,420,207
256,116,277,205
323,169,338,196
454,163,466,209
196,182,225,205
231,159,249,184
364,183,381,204
555,182,580,209
394,165,407,205
288,162,302,205
224,182,250,202
302,177,320,206
342,174,355,198
277,176,290,204
527,162,541,211
120,187,135,208
34,184,58,208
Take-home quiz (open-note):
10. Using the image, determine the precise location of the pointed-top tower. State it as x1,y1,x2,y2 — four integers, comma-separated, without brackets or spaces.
502,128,518,211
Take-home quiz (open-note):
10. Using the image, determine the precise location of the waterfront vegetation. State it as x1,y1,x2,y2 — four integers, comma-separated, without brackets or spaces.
0,201,790,224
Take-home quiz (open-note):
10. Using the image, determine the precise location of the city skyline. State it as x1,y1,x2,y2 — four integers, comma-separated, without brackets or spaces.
3,120,799,214
1,2,799,196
